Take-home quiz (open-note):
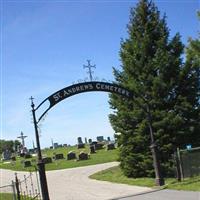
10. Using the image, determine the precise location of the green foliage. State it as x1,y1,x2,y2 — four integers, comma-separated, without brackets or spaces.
109,0,200,178
0,140,21,154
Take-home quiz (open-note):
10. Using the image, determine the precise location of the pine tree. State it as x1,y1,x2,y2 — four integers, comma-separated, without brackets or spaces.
174,12,200,148
109,0,188,179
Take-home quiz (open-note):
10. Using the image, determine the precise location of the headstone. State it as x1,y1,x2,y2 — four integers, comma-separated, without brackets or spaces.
23,160,32,168
88,139,92,144
63,144,68,147
11,156,16,161
106,143,115,150
67,151,76,160
2,149,12,161
91,141,104,150
77,143,85,149
89,145,96,154
95,143,104,150
107,137,111,142
78,152,88,160
58,144,63,148
20,153,25,157
50,146,53,149
54,153,64,160
85,137,88,144
28,149,35,154
97,136,104,142
24,154,32,159
43,157,53,164
77,137,83,144
53,143,59,149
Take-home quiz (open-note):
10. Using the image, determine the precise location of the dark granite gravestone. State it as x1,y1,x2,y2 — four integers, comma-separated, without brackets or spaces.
24,154,32,159
54,153,64,160
91,142,104,150
97,136,104,142
43,157,53,164
53,143,59,149
2,149,11,161
95,143,104,150
23,160,32,168
28,149,35,154
106,143,115,150
77,137,83,144
90,145,96,154
77,143,85,149
107,137,111,142
88,139,92,144
78,152,88,160
67,151,76,160
20,153,25,157
11,156,16,161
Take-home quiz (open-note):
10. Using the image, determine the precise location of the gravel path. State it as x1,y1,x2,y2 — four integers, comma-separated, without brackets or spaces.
1,162,152,200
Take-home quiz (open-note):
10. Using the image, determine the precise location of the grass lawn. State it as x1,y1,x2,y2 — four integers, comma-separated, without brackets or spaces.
90,166,200,191
0,193,32,200
0,145,118,171
0,193,13,200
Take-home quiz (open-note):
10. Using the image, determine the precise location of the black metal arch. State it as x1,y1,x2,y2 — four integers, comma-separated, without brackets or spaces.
35,81,133,123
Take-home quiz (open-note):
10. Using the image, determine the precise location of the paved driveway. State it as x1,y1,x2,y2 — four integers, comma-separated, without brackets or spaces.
1,162,151,200
116,189,200,200
1,162,199,200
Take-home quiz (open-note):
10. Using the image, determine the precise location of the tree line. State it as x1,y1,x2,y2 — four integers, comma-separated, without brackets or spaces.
0,140,21,154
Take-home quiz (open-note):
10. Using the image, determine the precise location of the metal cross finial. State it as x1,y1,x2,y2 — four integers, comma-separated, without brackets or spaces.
83,60,96,81
29,96,35,108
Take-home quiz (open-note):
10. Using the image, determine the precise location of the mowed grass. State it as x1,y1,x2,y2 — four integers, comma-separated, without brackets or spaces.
0,193,32,200
0,145,118,171
0,193,14,200
90,166,200,191
0,193,13,200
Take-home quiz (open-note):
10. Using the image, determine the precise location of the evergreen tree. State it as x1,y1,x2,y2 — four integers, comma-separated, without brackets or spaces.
109,0,191,178
175,11,200,148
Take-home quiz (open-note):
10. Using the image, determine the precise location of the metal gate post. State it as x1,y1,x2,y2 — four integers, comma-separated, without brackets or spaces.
15,173,21,200
12,181,17,200
30,97,50,200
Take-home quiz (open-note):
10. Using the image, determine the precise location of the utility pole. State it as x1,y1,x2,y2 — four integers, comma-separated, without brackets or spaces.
30,96,50,200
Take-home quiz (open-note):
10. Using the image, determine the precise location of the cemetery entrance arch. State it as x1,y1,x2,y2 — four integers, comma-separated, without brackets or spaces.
30,81,132,200
35,81,132,123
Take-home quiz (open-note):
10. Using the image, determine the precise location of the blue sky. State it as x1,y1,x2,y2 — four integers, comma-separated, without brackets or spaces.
1,0,199,148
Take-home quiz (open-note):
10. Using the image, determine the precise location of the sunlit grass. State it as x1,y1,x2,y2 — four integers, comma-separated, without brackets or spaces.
0,193,32,200
90,166,200,191
0,145,118,171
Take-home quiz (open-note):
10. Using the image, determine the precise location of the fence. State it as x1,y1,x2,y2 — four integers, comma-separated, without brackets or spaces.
0,169,41,200
0,182,16,200
174,147,200,180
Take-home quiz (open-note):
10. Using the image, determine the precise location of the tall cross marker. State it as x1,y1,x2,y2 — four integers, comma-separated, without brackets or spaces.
83,60,96,81
17,131,27,148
